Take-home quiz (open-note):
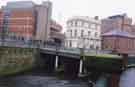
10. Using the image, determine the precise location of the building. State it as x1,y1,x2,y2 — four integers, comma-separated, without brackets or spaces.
0,9,3,33
50,20,65,46
0,1,64,46
101,14,134,34
102,29,135,54
65,16,101,50
0,1,36,43
101,14,135,54
34,1,52,42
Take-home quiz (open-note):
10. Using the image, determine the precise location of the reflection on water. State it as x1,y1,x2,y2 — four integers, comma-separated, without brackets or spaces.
0,75,87,87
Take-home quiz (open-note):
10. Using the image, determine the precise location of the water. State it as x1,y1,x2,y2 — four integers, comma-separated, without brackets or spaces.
0,75,88,87
119,68,135,87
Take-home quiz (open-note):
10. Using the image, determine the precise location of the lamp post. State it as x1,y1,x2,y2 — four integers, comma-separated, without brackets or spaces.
78,35,89,76
55,43,59,70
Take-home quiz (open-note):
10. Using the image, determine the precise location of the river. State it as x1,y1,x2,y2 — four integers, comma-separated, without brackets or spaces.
0,75,88,87
0,69,88,87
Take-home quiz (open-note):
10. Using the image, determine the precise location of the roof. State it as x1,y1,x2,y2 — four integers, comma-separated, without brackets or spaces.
67,16,101,24
102,29,135,38
6,1,35,9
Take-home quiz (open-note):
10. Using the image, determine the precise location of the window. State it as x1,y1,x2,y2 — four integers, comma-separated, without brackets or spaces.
78,21,82,26
90,45,94,49
72,21,75,26
69,41,72,47
81,30,84,37
70,30,72,37
75,30,77,37
95,32,98,37
75,21,77,27
96,46,99,50
71,22,73,26
88,31,91,36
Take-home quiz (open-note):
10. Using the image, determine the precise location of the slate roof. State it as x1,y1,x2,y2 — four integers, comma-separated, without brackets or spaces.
102,29,135,38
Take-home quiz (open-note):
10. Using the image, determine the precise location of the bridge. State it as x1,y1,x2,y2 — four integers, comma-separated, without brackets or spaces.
0,40,125,86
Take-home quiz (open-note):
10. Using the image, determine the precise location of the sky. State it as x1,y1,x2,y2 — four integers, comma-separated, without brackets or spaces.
0,0,135,28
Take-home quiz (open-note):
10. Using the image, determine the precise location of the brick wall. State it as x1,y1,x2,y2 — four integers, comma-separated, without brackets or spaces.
0,10,3,31
8,9,35,38
101,15,134,34
102,36,135,54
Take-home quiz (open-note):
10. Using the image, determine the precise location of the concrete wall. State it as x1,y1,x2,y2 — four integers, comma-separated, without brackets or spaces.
35,1,52,42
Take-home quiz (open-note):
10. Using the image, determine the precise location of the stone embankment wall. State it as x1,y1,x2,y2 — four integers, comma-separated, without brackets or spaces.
0,46,37,76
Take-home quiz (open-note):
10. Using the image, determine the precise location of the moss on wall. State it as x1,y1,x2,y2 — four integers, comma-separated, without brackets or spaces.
0,46,37,76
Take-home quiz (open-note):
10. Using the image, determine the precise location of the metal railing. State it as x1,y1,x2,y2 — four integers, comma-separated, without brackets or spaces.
0,39,112,55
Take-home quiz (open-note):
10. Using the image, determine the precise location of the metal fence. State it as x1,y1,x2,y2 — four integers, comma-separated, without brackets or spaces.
0,39,112,55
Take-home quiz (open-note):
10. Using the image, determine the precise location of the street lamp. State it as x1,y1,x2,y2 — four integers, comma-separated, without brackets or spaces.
77,35,89,76
55,42,60,71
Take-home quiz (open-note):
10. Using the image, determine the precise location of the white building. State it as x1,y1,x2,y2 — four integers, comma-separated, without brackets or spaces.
65,16,101,50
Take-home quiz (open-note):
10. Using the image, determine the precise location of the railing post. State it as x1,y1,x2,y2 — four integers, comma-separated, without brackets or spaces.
55,55,59,70
79,59,83,74
55,43,59,71
78,48,85,77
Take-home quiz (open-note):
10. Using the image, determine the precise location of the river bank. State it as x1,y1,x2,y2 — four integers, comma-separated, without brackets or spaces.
0,46,36,77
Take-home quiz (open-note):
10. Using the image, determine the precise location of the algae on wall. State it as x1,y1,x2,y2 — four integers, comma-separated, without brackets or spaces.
0,46,37,76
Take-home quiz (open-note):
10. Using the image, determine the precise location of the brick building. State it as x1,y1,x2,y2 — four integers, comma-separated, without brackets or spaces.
8,8,35,41
0,1,36,43
101,14,134,34
102,29,135,54
0,10,3,33
0,1,64,46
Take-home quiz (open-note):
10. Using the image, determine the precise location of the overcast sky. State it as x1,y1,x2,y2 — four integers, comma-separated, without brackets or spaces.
0,0,135,25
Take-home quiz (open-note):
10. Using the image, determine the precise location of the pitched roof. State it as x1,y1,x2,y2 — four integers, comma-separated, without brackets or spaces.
102,29,135,38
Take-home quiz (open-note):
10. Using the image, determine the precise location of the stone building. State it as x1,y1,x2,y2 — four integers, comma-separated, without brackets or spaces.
65,16,101,50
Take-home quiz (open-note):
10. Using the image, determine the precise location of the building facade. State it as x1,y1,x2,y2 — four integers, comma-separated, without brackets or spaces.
34,2,52,42
0,9,3,33
0,1,36,43
50,20,65,46
101,14,135,54
0,1,64,46
102,29,135,54
101,14,134,34
65,16,101,50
